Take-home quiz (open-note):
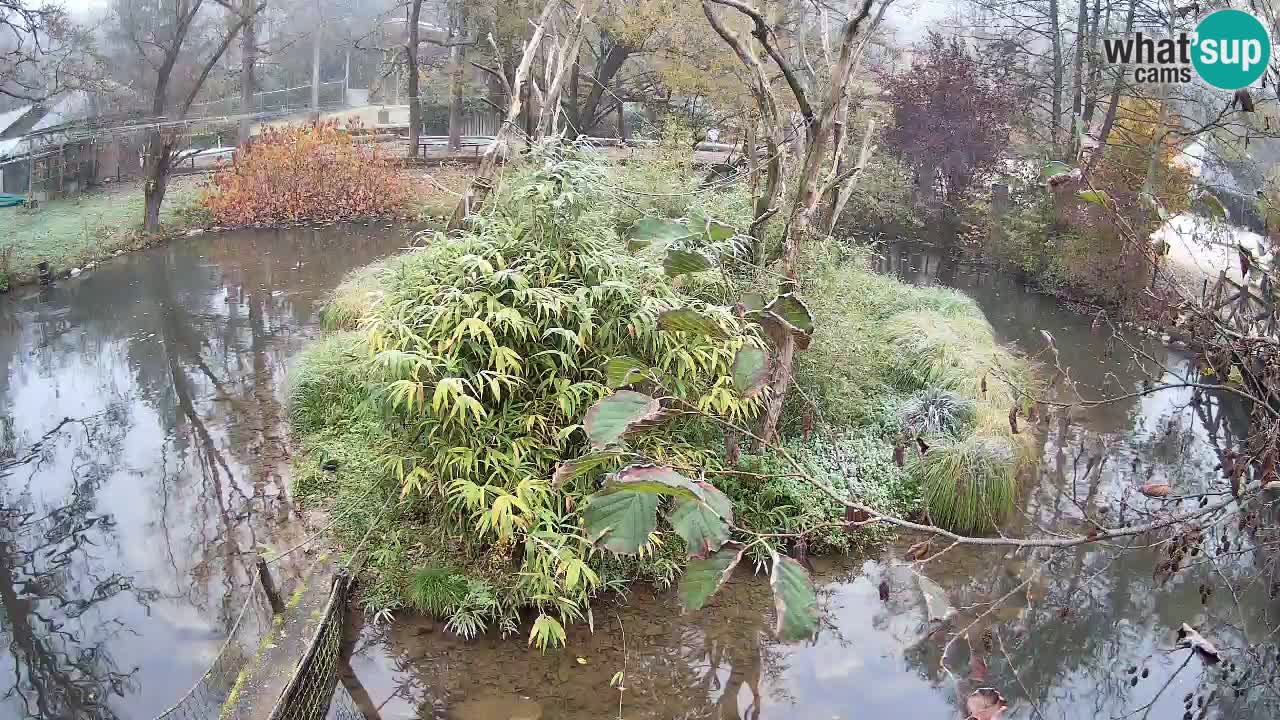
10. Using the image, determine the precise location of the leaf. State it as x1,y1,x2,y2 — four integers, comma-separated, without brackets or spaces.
966,688,1008,720
1077,189,1110,207
678,546,744,611
769,551,819,641
731,346,770,398
664,248,713,276
552,450,622,487
583,391,662,448
763,293,815,335
627,217,692,250
1200,191,1228,220
669,481,733,558
740,292,767,313
1140,483,1171,498
1041,161,1072,181
603,464,701,500
1140,191,1169,221
658,308,728,338
1176,623,1222,664
705,219,737,242
604,356,646,389
582,488,659,555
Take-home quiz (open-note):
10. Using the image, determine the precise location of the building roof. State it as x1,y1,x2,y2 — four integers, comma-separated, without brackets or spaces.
0,106,34,136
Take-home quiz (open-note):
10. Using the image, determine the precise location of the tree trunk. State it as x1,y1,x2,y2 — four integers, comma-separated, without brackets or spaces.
1049,0,1064,156
446,1,466,152
406,0,422,158
575,40,631,135
311,4,322,118
1068,0,1087,159
237,0,257,147
1084,0,1136,179
143,131,172,233
1081,0,1103,127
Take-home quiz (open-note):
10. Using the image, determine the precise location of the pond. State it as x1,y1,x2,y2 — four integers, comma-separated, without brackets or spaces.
0,225,410,720
1,231,1273,720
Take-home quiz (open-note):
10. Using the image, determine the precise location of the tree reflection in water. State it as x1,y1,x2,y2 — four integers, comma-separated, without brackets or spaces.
0,409,153,720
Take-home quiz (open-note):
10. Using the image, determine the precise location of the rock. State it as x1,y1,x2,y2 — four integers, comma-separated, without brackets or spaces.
186,228,205,236
1161,334,1172,344
69,268,82,277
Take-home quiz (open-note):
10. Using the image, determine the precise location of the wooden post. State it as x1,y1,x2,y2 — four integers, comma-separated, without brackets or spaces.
257,556,286,614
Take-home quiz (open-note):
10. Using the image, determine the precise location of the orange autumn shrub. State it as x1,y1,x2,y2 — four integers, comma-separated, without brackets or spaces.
202,121,410,225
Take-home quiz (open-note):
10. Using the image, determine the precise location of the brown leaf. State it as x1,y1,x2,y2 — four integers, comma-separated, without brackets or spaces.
980,375,988,397
878,579,890,602
969,651,989,683
1140,483,1171,498
1008,405,1019,435
966,688,1008,720
1176,623,1221,664
893,439,905,468
905,540,931,561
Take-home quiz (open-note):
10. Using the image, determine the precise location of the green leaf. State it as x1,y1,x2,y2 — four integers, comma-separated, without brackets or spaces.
664,248,713,276
678,546,744,610
552,450,623,487
731,346,770,398
627,217,692,251
602,464,700,500
583,390,661,448
583,488,658,555
604,356,646,389
658,308,728,339
1200,191,1228,220
770,551,819,641
763,293,815,335
1077,189,1110,207
1041,161,1072,181
740,292,766,313
705,219,737,242
669,481,733,558
1140,191,1169,221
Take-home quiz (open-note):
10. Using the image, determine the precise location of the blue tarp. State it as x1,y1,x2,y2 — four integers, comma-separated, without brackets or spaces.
0,194,25,208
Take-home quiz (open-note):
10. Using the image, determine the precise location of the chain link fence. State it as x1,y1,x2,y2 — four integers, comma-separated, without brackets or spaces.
269,572,353,720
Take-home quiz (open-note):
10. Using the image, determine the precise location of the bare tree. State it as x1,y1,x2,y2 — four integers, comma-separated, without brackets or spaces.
112,0,264,231
0,0,98,106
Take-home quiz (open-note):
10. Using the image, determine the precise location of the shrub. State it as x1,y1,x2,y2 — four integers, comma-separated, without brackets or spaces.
911,435,1017,533
899,388,977,438
292,145,759,645
201,121,411,225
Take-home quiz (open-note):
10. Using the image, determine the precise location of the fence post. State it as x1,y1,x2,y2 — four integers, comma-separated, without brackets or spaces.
257,556,286,614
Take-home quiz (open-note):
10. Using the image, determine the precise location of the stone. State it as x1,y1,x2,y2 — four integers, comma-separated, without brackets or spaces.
186,228,205,237
69,268,82,277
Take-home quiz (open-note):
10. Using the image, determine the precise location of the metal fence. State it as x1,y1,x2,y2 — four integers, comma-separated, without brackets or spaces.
270,572,352,720
152,575,278,720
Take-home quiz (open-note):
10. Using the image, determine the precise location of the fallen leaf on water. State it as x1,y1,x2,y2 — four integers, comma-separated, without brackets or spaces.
1140,483,1171,498
576,657,588,665
966,688,1008,720
1176,624,1221,664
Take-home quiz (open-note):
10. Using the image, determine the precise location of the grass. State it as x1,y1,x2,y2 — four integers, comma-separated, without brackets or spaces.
405,163,474,222
911,435,1019,533
1,176,203,286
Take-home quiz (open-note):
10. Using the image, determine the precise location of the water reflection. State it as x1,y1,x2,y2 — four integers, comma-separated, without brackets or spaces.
347,241,1279,719
0,226,409,719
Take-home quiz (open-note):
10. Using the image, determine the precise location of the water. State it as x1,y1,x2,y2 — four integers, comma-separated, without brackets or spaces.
346,242,1276,720
0,226,410,720
5,232,1276,720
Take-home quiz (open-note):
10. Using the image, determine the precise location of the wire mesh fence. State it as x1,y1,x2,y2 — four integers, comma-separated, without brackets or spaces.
153,576,278,720
269,572,352,720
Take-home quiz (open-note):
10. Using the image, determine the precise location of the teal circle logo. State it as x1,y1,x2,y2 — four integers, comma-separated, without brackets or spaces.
1192,9,1271,90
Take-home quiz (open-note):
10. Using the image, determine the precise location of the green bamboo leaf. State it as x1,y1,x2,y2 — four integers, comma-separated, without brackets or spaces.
658,308,728,339
731,346,770,398
763,293,815,335
705,219,737,242
602,464,701,500
770,551,819,641
1041,161,1072,181
627,217,692,251
583,488,658,555
552,450,623,487
1077,189,1110,207
669,481,733,558
583,391,662,448
604,356,646,389
664,248,713,276
1200,191,1228,220
678,545,745,610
